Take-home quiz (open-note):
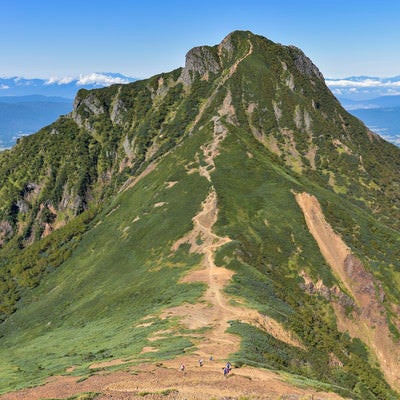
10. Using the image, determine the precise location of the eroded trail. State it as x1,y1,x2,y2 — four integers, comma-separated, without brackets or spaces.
169,189,246,358
0,40,348,400
0,181,345,400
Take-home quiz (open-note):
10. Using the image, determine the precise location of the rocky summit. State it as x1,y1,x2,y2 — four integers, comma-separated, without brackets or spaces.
0,31,399,400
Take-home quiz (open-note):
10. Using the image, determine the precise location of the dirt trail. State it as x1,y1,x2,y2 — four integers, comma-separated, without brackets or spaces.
0,45,349,400
169,188,303,359
96,188,344,399
295,191,400,392
169,189,246,358
0,191,346,400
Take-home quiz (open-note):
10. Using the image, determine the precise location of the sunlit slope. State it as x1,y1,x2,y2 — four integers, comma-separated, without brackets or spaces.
0,31,399,399
1,111,398,398
0,129,211,391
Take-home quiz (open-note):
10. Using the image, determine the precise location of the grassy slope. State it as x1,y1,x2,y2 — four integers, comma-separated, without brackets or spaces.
212,125,398,399
0,31,399,399
0,128,211,392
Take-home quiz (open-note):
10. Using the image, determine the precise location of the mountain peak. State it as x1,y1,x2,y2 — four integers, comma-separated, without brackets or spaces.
0,30,399,400
180,45,221,85
180,30,324,85
180,30,254,84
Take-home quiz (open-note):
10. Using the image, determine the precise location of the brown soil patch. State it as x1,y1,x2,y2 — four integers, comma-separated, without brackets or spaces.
295,191,400,391
100,361,346,400
90,359,130,370
165,181,178,189
0,362,347,400
141,346,160,354
154,202,167,208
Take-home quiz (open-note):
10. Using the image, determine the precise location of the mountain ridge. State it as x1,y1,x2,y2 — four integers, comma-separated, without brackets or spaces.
0,30,399,399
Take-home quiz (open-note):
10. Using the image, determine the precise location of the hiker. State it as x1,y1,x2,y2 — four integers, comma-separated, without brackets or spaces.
223,366,229,377
226,361,232,371
180,363,185,373
199,358,204,367
209,355,213,361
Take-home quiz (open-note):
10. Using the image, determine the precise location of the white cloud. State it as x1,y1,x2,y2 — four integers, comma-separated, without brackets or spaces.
386,89,400,95
331,88,343,95
327,79,381,88
45,76,75,85
326,77,400,88
0,84,9,89
76,73,131,86
43,73,131,86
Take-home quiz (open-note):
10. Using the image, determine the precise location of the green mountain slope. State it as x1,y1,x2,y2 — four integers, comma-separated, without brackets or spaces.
0,31,399,399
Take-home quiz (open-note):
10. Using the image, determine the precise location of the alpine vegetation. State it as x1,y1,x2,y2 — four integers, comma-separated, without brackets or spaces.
0,31,399,400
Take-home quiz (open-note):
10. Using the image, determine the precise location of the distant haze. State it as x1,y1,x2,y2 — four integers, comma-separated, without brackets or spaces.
0,73,136,149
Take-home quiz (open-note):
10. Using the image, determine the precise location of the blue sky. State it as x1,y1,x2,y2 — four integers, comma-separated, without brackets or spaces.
2,0,400,79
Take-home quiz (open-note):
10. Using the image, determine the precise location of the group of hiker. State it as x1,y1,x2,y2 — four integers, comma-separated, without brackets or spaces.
179,357,232,377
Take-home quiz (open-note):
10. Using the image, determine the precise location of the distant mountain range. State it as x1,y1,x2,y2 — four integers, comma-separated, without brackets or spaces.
326,75,400,101
0,73,136,149
323,76,400,146
339,95,400,110
349,106,400,146
0,95,73,149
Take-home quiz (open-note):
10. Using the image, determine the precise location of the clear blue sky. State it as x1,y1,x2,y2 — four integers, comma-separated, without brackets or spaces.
2,0,399,79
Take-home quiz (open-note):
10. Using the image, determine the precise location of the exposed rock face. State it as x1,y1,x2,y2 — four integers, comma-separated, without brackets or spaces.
71,92,105,128
219,32,235,54
180,46,221,85
59,190,85,214
180,31,253,85
288,46,324,81
300,270,354,308
16,199,29,214
79,94,105,115
344,254,386,325
0,221,13,246
110,99,126,125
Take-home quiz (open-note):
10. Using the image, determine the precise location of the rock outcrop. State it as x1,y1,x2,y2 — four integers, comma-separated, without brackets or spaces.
288,45,324,81
180,46,221,85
